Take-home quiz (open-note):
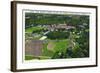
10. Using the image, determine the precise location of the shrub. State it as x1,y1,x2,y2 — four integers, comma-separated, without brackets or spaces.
46,31,70,39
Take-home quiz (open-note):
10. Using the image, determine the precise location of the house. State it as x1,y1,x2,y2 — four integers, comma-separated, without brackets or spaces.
46,24,75,31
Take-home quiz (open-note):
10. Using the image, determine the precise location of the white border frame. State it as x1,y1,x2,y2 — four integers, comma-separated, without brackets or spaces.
15,2,97,70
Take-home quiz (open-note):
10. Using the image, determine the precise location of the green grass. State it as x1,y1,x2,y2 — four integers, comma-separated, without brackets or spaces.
25,55,51,60
25,55,34,60
42,42,54,57
38,56,51,59
25,39,70,60
25,27,44,33
42,40,68,57
54,40,68,52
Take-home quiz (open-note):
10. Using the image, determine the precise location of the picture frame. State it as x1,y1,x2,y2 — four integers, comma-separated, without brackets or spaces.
11,1,98,72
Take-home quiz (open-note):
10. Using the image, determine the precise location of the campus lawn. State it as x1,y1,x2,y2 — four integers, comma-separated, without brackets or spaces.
25,55,34,60
25,55,51,60
25,39,69,60
54,40,69,52
25,27,44,33
42,39,69,58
